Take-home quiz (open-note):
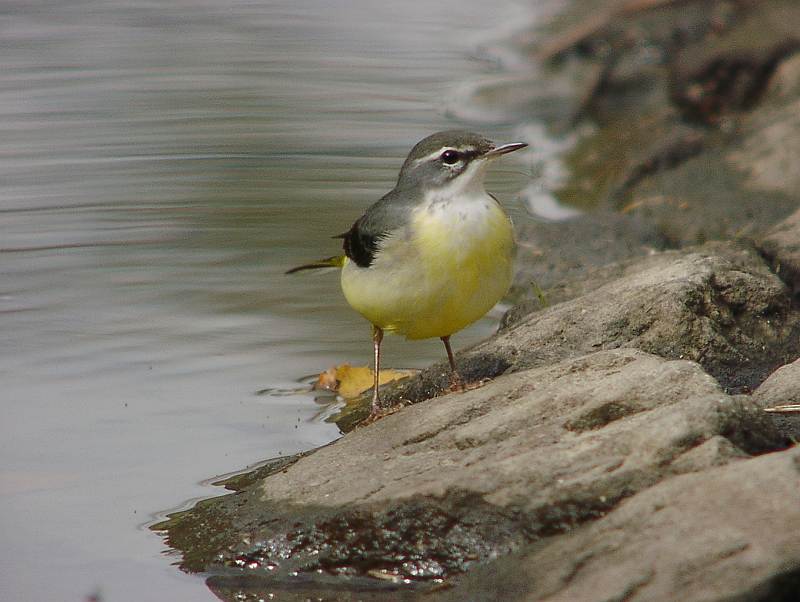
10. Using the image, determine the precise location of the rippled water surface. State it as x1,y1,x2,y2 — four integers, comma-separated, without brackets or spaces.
0,0,547,599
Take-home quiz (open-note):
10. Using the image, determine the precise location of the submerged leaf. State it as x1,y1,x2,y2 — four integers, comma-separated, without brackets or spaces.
314,363,416,399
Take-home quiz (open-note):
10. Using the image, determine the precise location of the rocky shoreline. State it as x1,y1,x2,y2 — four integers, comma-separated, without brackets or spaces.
154,1,800,600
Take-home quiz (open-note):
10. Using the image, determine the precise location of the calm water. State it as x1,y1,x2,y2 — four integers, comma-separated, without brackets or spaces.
0,1,557,599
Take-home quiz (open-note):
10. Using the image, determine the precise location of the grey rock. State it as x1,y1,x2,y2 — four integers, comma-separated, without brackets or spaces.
261,350,781,510
437,447,800,602
751,358,800,441
669,4,800,126
508,210,661,314
497,242,800,394
157,349,790,600
527,0,800,248
752,207,800,441
758,207,800,300
753,359,800,409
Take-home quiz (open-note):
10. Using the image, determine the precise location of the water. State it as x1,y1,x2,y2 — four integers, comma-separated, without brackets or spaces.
0,1,552,599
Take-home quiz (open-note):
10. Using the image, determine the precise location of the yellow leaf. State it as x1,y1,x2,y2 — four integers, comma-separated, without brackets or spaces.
314,363,416,399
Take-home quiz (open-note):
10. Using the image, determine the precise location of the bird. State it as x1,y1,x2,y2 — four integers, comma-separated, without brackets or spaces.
288,130,527,417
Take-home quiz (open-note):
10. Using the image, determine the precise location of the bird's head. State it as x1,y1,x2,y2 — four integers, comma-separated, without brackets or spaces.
396,130,527,193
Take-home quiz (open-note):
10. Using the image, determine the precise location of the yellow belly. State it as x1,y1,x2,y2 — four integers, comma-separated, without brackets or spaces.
340,198,514,340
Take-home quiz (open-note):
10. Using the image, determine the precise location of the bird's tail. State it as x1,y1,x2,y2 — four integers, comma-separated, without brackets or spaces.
285,255,345,274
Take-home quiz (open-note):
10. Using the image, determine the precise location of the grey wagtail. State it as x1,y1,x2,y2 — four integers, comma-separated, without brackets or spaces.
288,130,527,417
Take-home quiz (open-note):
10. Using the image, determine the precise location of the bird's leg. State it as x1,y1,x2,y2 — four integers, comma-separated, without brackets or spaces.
441,335,464,391
371,325,384,415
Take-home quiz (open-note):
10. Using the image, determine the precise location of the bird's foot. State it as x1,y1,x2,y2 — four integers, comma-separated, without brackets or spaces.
446,370,465,393
445,376,490,395
359,402,403,426
463,378,490,391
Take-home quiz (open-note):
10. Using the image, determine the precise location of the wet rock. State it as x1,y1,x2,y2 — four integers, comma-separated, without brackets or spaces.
460,0,800,254
523,0,800,246
670,9,800,125
435,447,800,602
728,96,800,202
155,349,789,600
206,575,424,602
533,0,737,67
605,126,706,204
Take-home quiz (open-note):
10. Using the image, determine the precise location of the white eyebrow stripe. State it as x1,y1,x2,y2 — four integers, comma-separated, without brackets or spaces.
411,145,477,166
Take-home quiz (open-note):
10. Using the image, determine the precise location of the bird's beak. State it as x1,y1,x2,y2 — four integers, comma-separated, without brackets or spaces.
484,142,528,159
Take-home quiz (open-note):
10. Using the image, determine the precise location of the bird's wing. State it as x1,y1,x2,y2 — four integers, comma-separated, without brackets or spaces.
342,215,384,268
342,188,415,268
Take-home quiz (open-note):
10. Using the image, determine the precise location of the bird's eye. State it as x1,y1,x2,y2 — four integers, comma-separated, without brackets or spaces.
440,150,460,165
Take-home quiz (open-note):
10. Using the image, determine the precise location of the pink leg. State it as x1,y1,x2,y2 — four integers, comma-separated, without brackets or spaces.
441,335,463,390
371,325,384,415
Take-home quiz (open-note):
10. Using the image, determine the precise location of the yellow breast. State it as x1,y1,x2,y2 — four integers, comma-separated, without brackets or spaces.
340,195,514,340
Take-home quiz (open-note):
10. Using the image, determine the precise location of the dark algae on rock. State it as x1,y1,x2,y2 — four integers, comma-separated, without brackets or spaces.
154,0,800,600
